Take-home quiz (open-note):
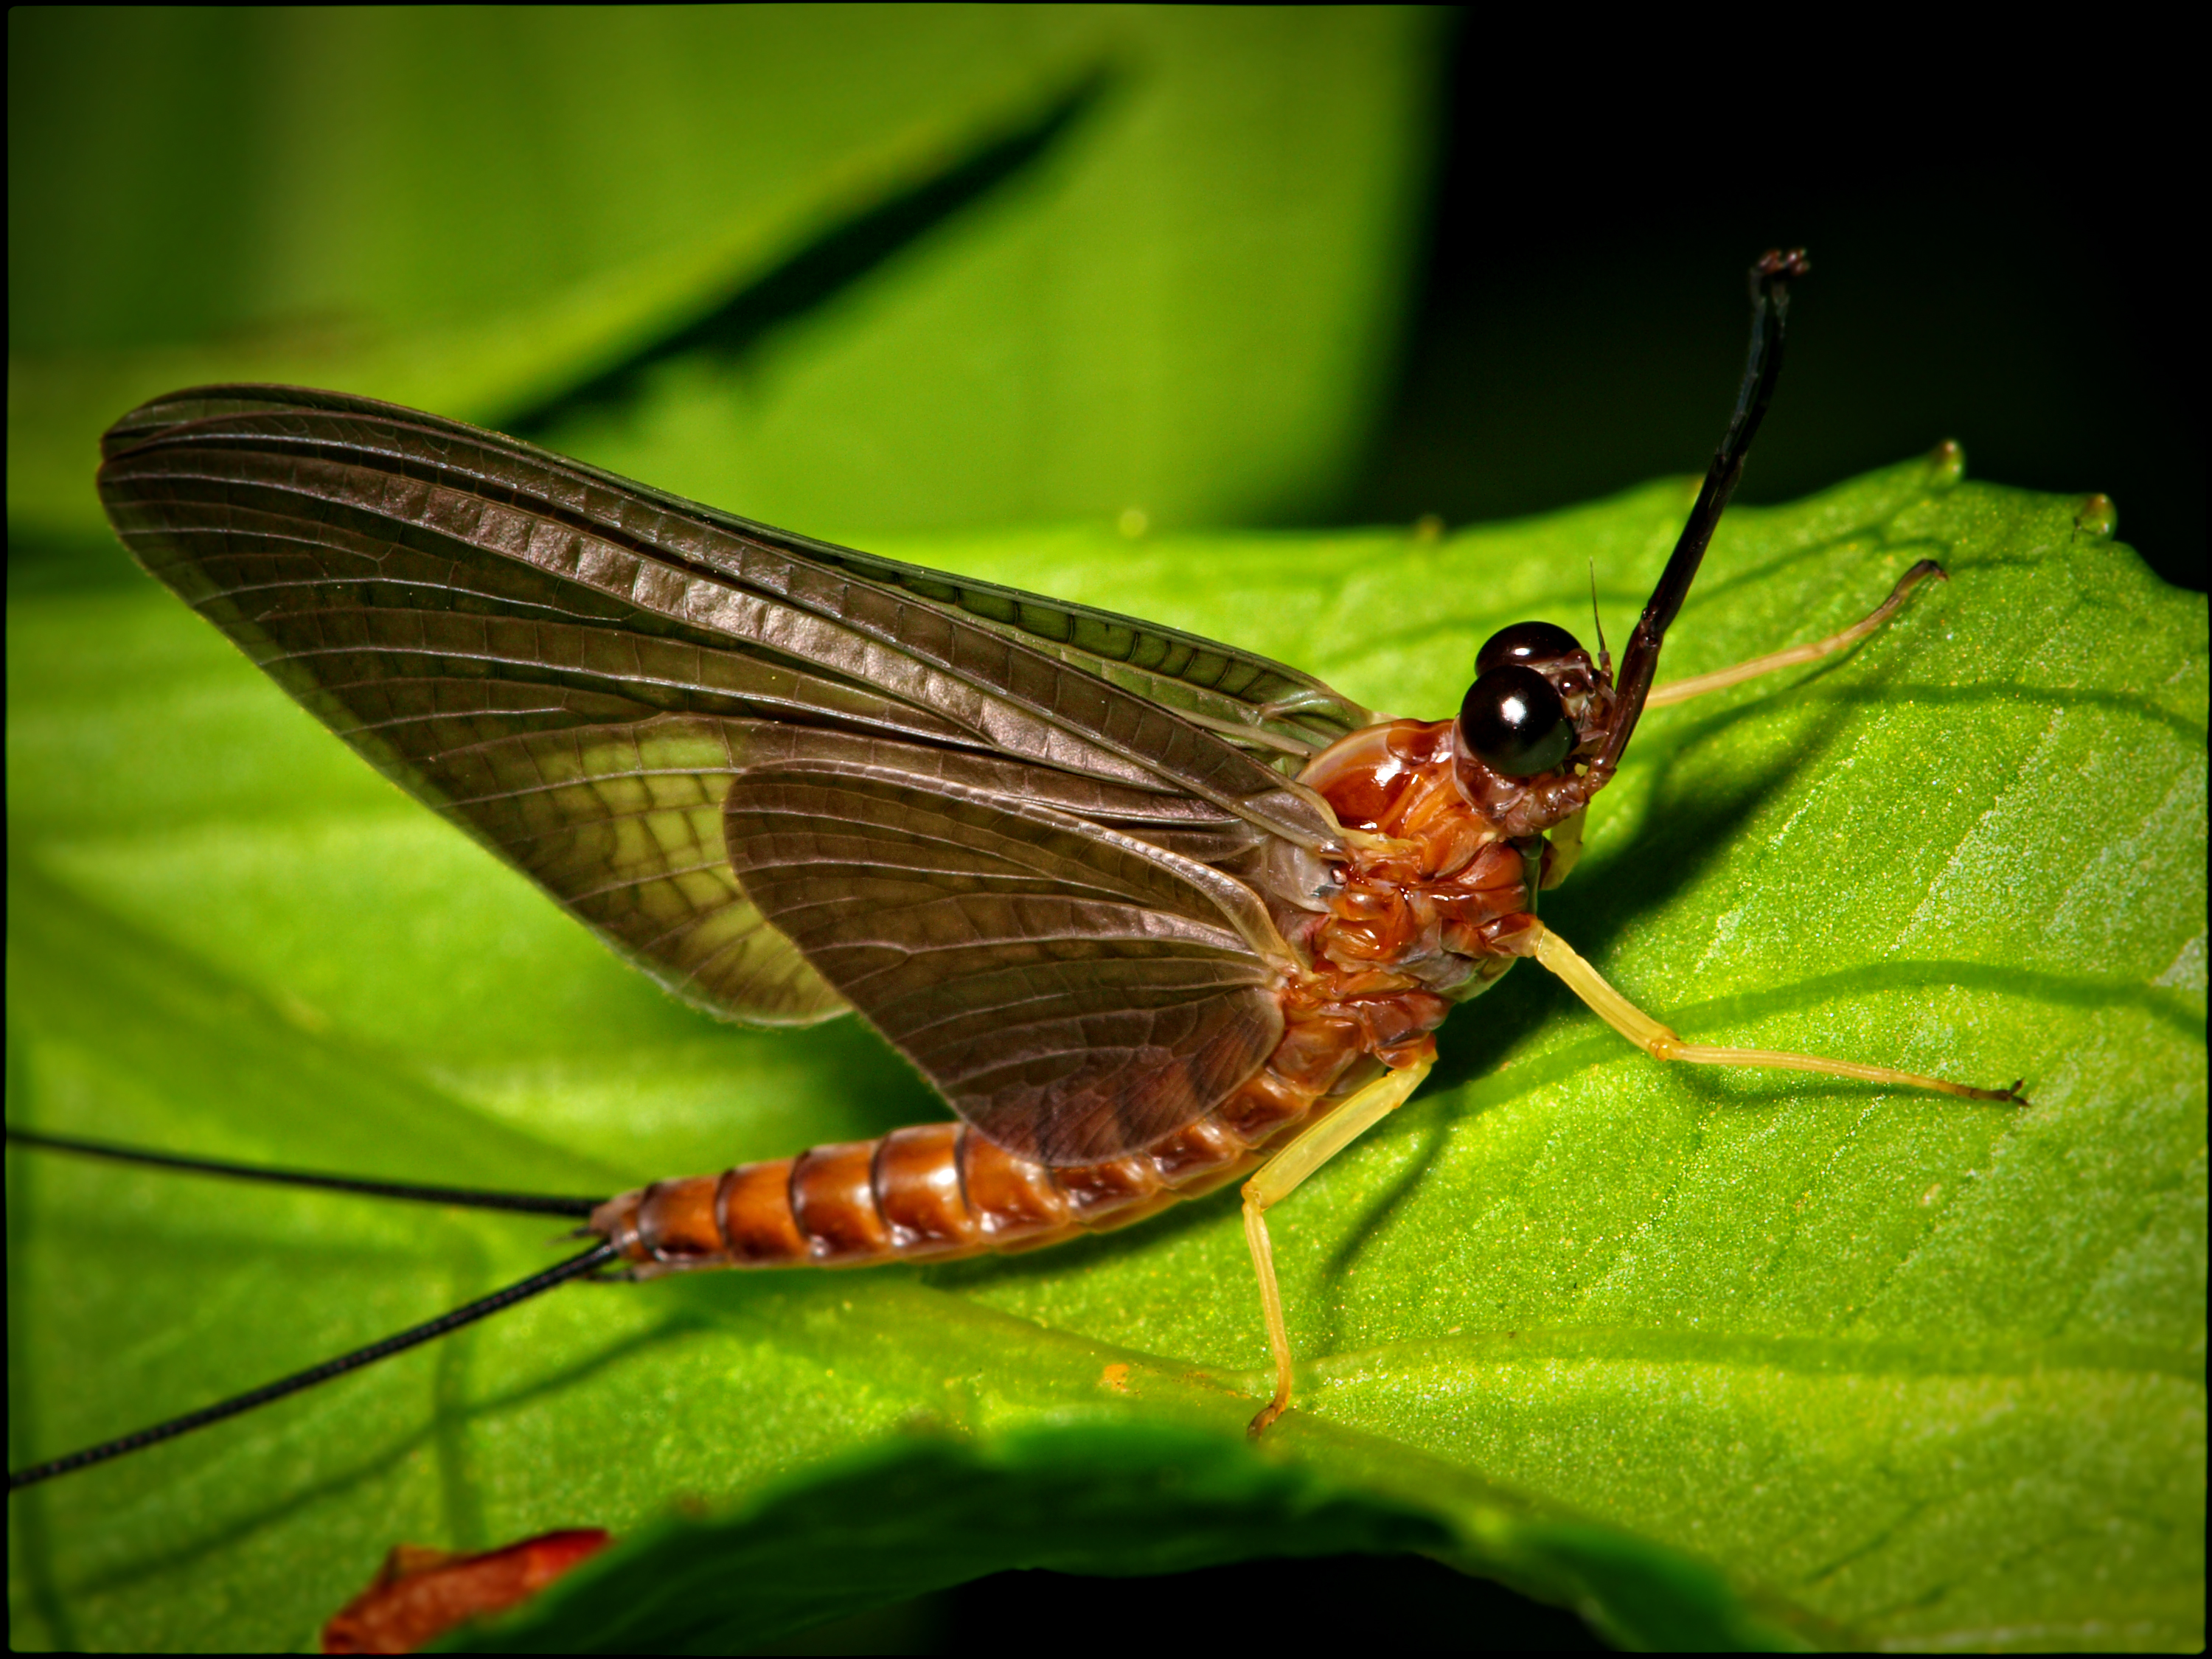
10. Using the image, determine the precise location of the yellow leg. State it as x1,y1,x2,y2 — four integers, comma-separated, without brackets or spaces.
1241,1056,1433,1437
1532,925,2025,1103
1645,560,1944,708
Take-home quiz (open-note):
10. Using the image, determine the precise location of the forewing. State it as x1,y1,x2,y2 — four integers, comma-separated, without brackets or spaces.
94,400,978,1023
100,386,1352,851
95,386,1329,1090
794,546,1371,761
723,760,1285,1165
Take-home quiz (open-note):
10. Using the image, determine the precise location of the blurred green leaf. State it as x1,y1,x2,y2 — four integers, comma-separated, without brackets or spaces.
9,7,1442,540
9,451,2203,1651
457,1424,1791,1654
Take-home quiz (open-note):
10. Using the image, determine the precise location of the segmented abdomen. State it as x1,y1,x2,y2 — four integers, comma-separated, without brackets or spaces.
591,1008,1385,1273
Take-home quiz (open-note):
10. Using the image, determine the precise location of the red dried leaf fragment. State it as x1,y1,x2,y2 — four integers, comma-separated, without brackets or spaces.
321,1528,612,1654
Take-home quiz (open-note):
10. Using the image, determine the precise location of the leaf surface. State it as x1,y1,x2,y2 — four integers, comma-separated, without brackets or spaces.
8,453,2204,1651
8,8,1441,541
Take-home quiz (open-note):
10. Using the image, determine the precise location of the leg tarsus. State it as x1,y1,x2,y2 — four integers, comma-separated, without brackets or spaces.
1239,1057,1434,1436
1241,1192,1295,1437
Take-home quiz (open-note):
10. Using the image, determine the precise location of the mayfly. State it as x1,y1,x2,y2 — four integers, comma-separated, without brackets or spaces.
8,250,2023,1497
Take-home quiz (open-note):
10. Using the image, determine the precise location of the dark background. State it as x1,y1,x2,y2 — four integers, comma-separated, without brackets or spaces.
1347,29,2203,594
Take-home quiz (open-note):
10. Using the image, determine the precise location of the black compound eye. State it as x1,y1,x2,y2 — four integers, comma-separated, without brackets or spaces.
1475,619,1583,677
1458,664,1574,778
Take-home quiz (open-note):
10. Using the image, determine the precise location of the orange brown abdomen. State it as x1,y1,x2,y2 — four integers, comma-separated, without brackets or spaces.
590,1007,1376,1273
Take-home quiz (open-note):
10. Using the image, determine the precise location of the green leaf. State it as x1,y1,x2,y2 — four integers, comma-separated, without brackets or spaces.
8,7,1443,540
453,1424,1790,1655
9,451,2203,1651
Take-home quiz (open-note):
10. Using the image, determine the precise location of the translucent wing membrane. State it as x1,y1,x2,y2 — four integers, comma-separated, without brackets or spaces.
101,386,1368,765
96,386,1344,1128
782,544,1366,760
724,759,1284,1164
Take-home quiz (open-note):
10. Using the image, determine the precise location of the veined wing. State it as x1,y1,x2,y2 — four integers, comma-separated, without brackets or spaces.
101,387,1348,846
96,385,1350,1029
723,755,1288,1164
791,544,1369,762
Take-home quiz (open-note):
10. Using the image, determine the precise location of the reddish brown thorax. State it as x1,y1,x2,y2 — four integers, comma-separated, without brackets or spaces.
1280,714,1571,1069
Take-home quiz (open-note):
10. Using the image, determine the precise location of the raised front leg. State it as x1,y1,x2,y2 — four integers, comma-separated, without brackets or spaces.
1644,560,1946,708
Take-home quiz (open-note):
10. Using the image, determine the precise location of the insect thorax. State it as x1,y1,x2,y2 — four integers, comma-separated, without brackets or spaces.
1278,717,1581,1051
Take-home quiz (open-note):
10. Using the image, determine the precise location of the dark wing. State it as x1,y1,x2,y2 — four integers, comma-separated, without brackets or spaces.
95,388,1349,1116
788,543,1368,762
98,397,977,1024
100,386,1370,804
723,752,1287,1164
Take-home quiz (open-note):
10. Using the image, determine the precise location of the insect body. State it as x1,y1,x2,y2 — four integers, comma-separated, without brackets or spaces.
589,711,1542,1262
10,249,2020,1492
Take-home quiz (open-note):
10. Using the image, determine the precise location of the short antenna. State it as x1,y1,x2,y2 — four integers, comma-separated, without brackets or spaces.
1587,557,1610,675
